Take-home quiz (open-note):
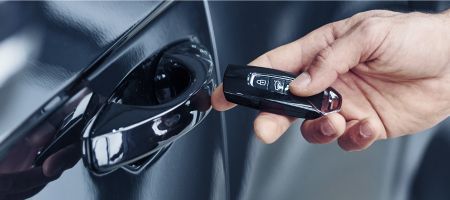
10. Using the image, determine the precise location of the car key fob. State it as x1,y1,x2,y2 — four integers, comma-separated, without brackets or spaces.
223,64,342,119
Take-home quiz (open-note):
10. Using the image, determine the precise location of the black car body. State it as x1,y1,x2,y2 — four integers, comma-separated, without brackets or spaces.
1,1,450,200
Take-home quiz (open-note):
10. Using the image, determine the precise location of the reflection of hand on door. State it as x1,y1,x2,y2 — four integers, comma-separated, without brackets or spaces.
0,122,80,200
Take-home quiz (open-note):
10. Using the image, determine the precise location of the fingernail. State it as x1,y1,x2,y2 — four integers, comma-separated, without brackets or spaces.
320,119,336,136
359,122,373,138
291,72,311,90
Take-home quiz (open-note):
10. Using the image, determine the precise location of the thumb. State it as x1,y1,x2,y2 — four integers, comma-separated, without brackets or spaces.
289,28,369,96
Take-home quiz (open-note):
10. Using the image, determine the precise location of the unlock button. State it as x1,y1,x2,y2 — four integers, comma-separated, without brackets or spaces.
269,78,287,94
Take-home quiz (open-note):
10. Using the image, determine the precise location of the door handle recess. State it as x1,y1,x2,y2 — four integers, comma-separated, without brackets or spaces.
82,40,215,175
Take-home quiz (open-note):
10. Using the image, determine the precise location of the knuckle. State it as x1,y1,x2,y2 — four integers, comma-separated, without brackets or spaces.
314,46,334,68
350,12,367,21
348,10,378,25
358,17,384,36
323,23,338,44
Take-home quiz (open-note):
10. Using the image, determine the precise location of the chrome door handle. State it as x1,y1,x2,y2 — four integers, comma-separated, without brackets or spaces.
81,40,215,175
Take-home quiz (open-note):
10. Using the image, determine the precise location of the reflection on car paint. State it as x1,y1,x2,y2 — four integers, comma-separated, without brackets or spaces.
83,40,215,176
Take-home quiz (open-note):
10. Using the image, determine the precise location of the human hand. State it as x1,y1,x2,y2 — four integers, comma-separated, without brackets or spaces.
0,122,80,200
212,9,450,151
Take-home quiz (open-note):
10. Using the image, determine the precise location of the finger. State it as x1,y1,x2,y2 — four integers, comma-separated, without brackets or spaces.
300,113,346,144
250,23,344,73
250,10,398,73
211,18,352,111
210,32,323,112
211,15,354,112
253,112,296,144
43,144,80,178
263,10,399,95
211,11,396,114
211,84,236,111
337,118,385,151
0,167,55,193
290,17,391,97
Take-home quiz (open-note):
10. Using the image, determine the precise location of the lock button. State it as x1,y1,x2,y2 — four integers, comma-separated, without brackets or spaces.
247,73,293,95
268,78,290,94
248,73,269,90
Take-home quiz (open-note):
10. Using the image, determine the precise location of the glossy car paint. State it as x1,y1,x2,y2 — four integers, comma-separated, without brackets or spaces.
83,40,215,175
1,1,450,200
2,1,227,200
0,1,161,151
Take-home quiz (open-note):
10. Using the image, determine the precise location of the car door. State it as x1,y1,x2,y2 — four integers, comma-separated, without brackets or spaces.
1,1,227,200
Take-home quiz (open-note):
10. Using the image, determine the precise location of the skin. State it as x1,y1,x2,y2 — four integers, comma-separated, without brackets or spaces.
212,9,450,151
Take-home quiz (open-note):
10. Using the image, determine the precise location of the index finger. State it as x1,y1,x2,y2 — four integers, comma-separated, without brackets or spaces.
211,21,341,111
211,9,400,111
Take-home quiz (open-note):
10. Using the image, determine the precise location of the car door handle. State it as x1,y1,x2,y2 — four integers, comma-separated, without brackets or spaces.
80,40,215,175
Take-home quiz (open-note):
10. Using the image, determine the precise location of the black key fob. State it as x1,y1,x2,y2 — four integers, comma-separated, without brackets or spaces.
223,64,342,119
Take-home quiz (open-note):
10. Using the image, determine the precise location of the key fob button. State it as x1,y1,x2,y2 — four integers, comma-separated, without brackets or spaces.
223,64,342,119
248,74,269,90
268,78,290,94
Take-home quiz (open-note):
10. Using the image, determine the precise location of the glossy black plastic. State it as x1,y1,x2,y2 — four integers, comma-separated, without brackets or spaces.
0,1,162,155
0,2,224,199
223,64,342,119
33,89,92,166
82,41,215,175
